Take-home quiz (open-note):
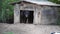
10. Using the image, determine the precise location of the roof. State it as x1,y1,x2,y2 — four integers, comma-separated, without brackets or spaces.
10,0,60,6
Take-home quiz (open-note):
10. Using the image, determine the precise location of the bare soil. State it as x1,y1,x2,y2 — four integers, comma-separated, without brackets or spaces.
0,23,60,34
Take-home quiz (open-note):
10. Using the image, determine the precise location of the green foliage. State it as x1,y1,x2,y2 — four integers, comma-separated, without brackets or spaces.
48,0,60,4
3,32,14,34
1,0,20,23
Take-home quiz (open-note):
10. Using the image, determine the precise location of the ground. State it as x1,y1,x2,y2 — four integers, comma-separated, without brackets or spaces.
0,23,60,34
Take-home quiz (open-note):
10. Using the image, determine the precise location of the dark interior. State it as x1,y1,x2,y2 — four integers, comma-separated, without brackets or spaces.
20,10,34,24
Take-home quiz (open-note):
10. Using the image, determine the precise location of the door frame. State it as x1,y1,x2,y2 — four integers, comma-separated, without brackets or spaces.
20,10,34,24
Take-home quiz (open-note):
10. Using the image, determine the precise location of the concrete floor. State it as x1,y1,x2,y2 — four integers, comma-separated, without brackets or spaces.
0,23,60,34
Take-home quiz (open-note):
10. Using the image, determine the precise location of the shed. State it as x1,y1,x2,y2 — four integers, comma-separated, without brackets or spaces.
10,0,60,24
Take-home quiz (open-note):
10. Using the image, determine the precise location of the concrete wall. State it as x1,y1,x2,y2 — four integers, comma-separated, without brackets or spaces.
41,6,58,25
14,4,20,24
14,2,58,25
19,3,42,24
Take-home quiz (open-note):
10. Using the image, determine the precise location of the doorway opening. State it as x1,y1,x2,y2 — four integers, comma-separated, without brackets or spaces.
20,10,34,24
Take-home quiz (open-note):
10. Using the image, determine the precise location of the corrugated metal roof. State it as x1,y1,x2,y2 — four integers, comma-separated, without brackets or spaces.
24,0,60,6
10,0,60,6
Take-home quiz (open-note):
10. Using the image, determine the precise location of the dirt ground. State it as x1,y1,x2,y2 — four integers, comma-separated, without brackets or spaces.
0,23,60,34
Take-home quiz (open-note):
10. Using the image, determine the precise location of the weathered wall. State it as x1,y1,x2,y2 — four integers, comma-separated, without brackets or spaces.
41,6,58,25
14,4,20,24
19,3,42,24
14,2,58,25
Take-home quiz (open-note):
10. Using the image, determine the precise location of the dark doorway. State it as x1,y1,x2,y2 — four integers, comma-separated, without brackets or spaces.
20,10,34,24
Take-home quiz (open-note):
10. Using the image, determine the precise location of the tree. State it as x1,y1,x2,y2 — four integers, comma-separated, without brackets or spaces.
1,0,20,23
48,0,60,4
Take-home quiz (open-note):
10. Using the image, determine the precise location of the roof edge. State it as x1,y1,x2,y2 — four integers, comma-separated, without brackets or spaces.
9,1,60,7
